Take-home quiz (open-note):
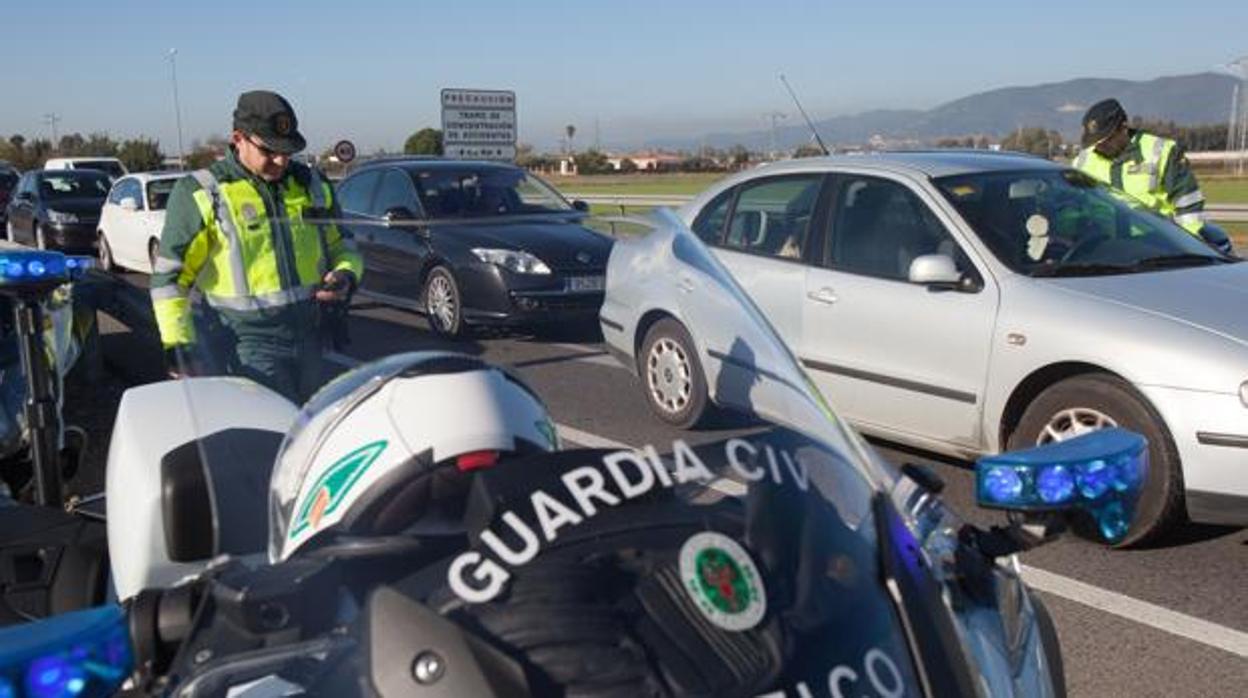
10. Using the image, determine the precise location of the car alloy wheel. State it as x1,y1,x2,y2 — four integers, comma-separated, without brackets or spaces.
639,318,709,429
1009,374,1183,547
1033,407,1118,444
647,337,692,414
423,266,463,337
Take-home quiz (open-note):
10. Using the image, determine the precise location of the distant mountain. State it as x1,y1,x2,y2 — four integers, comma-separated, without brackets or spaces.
649,72,1239,151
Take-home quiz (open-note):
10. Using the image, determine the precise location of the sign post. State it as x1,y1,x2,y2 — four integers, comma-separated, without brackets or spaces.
441,88,516,161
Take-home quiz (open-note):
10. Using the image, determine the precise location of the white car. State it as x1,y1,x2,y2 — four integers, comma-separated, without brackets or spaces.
604,152,1248,546
97,172,183,273
44,157,128,183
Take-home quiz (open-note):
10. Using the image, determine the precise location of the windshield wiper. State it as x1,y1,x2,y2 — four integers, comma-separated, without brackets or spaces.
1126,254,1228,270
1030,263,1135,278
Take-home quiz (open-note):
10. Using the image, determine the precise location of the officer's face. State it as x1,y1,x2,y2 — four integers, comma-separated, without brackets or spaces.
233,130,290,182
1094,125,1130,158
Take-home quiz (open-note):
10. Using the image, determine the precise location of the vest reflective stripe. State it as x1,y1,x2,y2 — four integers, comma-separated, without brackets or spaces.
1073,150,1089,170
204,284,318,312
152,256,183,274
150,284,186,301
1175,211,1206,227
191,170,251,297
1173,191,1205,209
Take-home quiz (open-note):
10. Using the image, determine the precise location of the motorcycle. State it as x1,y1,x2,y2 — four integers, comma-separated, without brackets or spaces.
0,211,1151,697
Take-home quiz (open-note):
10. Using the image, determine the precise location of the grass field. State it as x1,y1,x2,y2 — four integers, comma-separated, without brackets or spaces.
1200,177,1248,205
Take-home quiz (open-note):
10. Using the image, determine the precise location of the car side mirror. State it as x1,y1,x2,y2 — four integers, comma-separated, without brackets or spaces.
975,428,1147,545
119,197,138,211
572,199,590,213
908,254,978,292
382,206,416,225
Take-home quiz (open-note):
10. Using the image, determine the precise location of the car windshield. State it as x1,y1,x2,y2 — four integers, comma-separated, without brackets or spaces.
935,168,1228,276
146,178,178,210
409,167,573,218
74,160,126,180
38,172,111,200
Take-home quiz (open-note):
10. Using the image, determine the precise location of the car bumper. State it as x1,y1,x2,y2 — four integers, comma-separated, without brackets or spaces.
1139,384,1248,525
45,221,98,252
458,264,606,326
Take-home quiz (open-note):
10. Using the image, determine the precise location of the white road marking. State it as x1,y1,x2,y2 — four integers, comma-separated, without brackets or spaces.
327,349,1248,658
1021,565,1248,658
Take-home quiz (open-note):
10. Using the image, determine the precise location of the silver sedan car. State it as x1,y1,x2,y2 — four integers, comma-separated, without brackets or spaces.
600,151,1247,546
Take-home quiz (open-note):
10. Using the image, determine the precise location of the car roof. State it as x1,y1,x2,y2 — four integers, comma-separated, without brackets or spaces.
741,149,1066,180
350,157,521,175
45,156,124,163
120,171,187,183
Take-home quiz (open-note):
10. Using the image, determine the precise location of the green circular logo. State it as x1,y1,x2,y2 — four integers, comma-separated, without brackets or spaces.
679,532,766,631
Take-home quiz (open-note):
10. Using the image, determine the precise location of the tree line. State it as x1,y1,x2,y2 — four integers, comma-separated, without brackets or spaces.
0,132,165,172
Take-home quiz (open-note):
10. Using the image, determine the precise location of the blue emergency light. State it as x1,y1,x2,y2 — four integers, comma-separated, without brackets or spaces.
976,428,1147,543
0,605,130,698
0,251,93,287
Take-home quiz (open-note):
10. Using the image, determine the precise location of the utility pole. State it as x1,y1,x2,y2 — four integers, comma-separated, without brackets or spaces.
763,112,786,159
43,113,61,146
169,48,187,166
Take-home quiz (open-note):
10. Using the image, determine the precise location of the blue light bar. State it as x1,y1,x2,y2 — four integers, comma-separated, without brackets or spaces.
0,252,93,288
976,428,1148,543
0,605,131,698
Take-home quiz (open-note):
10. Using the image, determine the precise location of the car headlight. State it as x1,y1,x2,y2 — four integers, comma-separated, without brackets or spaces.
471,248,551,275
46,210,79,224
1240,381,1248,408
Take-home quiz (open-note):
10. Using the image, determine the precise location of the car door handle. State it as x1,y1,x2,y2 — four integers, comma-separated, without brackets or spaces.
806,287,838,305
677,275,694,293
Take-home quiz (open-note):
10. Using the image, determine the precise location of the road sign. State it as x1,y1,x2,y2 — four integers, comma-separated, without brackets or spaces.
443,145,517,161
441,89,516,161
333,140,356,163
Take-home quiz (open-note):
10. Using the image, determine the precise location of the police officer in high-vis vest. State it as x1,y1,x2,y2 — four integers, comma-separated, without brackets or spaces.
1073,98,1212,239
151,90,363,403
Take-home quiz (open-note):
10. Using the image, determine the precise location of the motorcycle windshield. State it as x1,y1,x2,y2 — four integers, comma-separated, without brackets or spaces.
164,205,927,698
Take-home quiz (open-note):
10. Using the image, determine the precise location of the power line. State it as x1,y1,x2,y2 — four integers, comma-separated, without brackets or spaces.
42,113,61,144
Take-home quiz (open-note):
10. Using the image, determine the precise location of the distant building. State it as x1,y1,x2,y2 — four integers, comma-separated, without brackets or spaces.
605,151,682,172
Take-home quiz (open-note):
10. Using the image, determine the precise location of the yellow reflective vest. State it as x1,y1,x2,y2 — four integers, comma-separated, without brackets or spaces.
151,159,362,348
1073,132,1206,235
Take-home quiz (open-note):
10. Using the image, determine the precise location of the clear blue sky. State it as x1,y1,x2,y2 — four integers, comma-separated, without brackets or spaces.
2,0,1246,153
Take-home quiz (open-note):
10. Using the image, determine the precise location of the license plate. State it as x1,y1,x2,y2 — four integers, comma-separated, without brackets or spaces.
566,275,604,292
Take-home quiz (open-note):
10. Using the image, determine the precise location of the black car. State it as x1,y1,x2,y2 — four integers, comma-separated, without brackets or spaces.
337,158,613,337
0,167,17,229
3,169,110,253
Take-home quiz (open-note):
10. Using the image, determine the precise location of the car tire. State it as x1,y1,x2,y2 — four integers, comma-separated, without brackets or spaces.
96,232,115,272
639,318,709,429
1007,374,1183,547
423,266,464,338
148,239,160,273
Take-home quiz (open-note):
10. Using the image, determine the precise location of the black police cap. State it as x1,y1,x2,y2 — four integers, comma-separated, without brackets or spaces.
233,90,307,155
1081,98,1128,148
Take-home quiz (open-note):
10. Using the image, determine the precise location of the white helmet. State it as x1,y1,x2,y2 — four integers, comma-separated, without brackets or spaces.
268,352,559,562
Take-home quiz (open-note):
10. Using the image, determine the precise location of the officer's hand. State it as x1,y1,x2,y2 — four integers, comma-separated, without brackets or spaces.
316,270,356,303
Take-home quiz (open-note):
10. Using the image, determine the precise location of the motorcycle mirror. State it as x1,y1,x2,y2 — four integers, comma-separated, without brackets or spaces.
975,428,1147,544
0,604,132,698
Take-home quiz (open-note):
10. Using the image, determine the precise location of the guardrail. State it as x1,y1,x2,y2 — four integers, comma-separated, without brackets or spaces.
566,193,1248,221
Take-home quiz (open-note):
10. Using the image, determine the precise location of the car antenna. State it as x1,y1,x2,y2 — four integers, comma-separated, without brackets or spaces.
779,73,830,156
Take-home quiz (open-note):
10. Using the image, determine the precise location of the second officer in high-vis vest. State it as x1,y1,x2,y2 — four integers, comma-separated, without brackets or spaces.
151,90,363,403
1073,98,1209,236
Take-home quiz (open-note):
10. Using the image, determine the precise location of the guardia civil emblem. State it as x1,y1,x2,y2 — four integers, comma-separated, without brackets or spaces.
678,532,766,631
274,113,294,136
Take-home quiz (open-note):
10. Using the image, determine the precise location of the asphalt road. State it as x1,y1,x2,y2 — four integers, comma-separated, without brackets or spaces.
91,275,1248,697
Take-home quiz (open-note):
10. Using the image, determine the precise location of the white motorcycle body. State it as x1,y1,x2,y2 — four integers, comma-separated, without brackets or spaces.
107,377,298,600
